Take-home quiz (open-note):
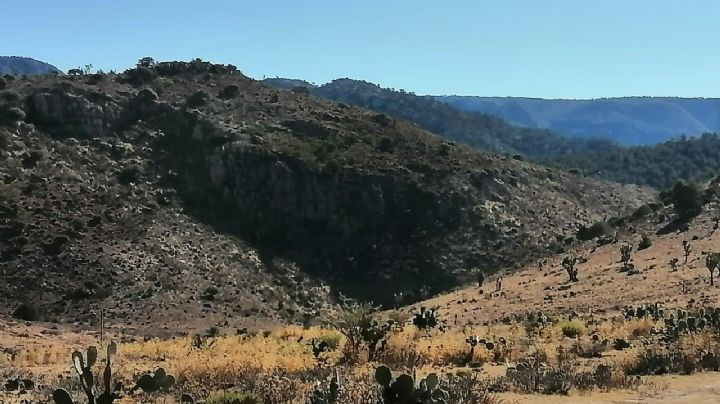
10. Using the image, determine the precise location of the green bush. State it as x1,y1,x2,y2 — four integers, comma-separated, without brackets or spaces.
662,181,703,218
559,319,585,338
638,235,652,250
317,331,343,351
631,204,653,220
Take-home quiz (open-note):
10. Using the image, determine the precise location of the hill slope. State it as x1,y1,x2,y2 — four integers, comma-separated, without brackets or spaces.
264,78,720,189
403,187,720,325
0,56,62,75
0,61,651,332
439,96,720,146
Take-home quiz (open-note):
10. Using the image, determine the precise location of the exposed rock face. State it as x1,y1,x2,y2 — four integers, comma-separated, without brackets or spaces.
27,87,123,137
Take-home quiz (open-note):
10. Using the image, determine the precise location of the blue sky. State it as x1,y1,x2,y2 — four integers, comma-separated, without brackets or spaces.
3,1,719,98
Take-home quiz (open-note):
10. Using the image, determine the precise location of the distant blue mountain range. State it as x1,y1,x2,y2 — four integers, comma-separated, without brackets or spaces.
437,96,720,146
0,56,62,76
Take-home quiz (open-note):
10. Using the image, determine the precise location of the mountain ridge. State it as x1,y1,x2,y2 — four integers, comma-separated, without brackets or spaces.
438,95,720,146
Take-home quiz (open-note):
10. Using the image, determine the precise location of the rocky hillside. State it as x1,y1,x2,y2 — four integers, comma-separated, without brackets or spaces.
0,60,652,332
0,56,61,76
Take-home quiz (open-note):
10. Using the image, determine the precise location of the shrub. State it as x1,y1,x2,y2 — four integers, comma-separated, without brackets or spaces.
624,344,697,376
444,372,502,404
317,332,343,351
325,302,391,362
117,165,142,185
12,303,40,321
0,106,26,124
631,204,653,220
186,90,210,108
558,319,585,338
120,66,157,86
577,221,611,241
0,76,6,90
638,235,652,250
663,181,703,218
219,85,240,100
292,86,311,95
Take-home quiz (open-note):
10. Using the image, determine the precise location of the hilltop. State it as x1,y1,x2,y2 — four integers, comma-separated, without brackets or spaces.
0,60,650,333
0,56,62,75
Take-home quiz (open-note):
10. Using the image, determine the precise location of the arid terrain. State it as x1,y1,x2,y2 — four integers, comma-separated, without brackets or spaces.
2,61,720,403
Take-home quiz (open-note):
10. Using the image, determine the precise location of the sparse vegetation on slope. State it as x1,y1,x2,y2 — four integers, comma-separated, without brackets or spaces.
266,78,720,189
0,59,650,328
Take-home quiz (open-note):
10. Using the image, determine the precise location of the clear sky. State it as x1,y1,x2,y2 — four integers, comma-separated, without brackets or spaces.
3,0,719,98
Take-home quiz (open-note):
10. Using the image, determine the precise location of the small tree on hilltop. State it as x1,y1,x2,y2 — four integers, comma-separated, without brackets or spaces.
137,57,156,68
562,256,578,282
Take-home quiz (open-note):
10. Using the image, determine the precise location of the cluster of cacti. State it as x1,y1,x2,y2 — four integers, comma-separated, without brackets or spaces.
562,256,578,282
4,378,34,392
308,369,341,404
623,303,664,320
374,366,449,403
663,307,720,339
619,244,633,271
465,335,496,351
52,342,119,404
412,307,440,331
523,311,551,327
360,318,393,360
464,335,496,365
135,368,175,393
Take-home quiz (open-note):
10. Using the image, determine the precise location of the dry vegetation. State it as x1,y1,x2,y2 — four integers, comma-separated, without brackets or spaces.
3,61,720,403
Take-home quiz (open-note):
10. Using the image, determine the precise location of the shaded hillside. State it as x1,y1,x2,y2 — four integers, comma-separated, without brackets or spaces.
0,60,650,330
264,78,720,189
440,96,720,146
0,56,62,75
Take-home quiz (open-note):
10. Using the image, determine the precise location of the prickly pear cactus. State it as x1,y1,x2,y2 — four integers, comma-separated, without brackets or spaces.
52,342,120,404
375,365,449,403
135,367,176,393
